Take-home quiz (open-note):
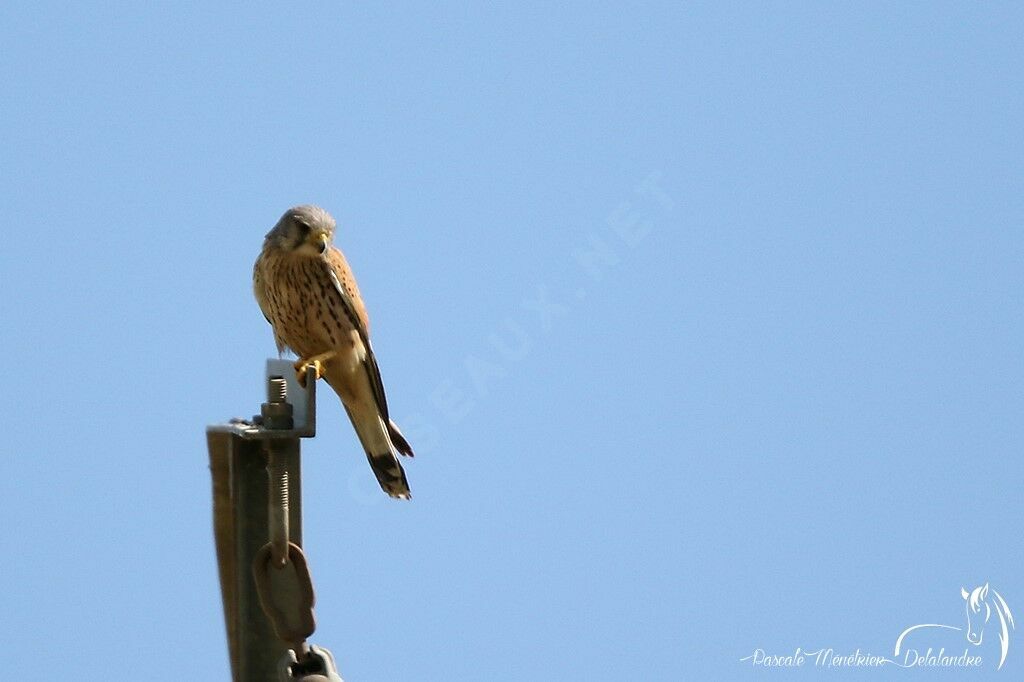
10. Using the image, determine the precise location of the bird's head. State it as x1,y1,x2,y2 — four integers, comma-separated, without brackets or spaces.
264,205,336,256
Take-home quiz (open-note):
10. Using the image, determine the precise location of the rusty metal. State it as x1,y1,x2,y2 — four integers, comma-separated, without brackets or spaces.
253,541,317,648
266,447,292,567
207,360,319,682
262,376,295,567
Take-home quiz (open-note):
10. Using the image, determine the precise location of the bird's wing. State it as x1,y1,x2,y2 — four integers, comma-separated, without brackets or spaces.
321,247,392,420
325,247,371,333
253,255,272,319
253,252,289,355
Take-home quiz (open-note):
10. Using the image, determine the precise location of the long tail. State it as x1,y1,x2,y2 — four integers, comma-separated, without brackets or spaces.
341,404,411,499
323,350,414,499
345,407,411,498
365,445,411,500
387,418,415,458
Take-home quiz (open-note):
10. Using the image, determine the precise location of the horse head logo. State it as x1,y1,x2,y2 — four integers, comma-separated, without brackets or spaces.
895,583,1015,670
961,583,1015,667
963,584,992,644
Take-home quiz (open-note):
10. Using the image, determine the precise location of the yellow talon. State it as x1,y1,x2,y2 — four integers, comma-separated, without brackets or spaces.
294,351,337,387
293,361,318,387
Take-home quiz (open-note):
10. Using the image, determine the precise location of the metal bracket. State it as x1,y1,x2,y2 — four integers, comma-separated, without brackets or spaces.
210,359,318,441
207,360,320,682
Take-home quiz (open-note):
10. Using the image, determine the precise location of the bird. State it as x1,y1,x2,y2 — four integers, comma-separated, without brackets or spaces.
253,205,414,499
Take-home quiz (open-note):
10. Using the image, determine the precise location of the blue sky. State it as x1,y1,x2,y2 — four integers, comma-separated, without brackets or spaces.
1,3,1021,680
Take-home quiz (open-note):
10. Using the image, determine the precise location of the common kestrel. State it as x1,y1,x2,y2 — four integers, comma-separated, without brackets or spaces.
253,205,414,499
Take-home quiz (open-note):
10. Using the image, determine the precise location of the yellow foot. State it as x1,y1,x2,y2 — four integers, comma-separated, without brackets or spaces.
294,360,322,388
294,351,337,387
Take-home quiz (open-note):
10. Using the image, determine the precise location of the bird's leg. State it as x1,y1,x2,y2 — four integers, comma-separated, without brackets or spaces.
294,351,338,387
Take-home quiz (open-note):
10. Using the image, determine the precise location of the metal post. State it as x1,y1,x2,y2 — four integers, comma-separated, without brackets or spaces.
208,360,318,682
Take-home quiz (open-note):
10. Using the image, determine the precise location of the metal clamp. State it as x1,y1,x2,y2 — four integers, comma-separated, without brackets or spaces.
217,359,319,440
208,360,335,681
253,541,317,649
277,645,344,681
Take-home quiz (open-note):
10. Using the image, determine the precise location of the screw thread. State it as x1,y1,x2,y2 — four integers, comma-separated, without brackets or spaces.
267,452,291,566
269,458,289,511
268,376,288,404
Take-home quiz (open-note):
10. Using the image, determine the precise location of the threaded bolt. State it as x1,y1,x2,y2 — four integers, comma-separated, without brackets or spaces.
267,451,290,567
261,376,294,430
268,376,288,404
269,457,290,512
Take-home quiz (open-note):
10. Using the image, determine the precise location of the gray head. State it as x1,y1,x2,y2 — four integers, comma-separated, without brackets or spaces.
264,205,337,256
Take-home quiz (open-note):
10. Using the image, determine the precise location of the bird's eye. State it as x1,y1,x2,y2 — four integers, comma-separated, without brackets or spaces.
291,221,311,249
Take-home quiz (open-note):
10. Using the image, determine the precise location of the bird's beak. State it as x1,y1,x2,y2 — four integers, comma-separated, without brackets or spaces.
311,230,329,254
